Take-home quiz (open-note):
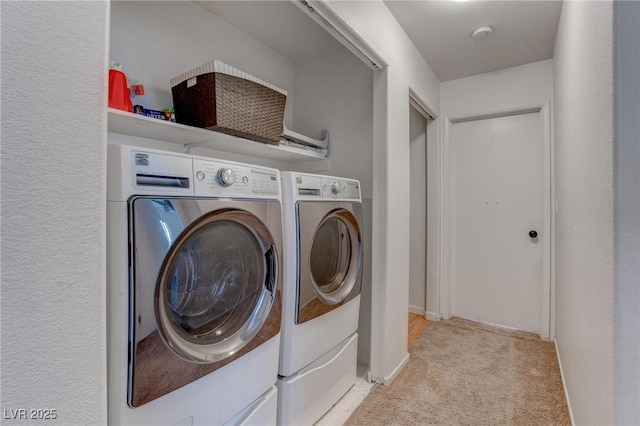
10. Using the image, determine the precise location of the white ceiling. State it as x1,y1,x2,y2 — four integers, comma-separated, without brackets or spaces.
195,1,343,62
196,1,562,82
384,0,563,81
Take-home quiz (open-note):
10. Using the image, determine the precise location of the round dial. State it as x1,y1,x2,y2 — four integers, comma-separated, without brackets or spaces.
331,182,341,195
217,168,236,187
195,170,205,181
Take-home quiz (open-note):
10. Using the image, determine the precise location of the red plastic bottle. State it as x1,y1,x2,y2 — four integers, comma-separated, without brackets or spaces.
108,67,133,112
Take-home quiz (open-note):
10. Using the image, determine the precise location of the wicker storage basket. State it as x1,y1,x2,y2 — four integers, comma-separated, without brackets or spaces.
170,61,287,145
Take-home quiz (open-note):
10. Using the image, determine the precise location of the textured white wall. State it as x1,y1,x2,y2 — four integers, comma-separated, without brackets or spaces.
1,2,109,425
409,107,427,314
614,2,640,424
326,1,440,381
553,1,615,424
441,59,554,118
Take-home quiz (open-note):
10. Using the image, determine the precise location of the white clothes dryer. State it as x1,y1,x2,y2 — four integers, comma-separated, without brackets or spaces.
107,144,282,425
277,172,363,426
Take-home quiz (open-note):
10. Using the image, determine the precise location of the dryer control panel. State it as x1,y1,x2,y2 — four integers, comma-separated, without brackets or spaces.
193,157,280,198
320,177,360,200
291,173,361,201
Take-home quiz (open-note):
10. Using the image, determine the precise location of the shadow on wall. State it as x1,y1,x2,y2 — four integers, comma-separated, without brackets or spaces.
357,197,373,366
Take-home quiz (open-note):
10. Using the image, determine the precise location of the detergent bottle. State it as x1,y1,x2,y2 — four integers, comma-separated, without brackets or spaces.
108,62,133,112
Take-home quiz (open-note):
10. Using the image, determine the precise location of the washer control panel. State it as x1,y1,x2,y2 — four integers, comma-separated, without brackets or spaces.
193,157,279,197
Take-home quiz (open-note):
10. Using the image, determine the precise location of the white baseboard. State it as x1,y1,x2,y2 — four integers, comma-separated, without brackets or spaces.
554,339,575,426
425,311,442,321
408,305,424,315
409,306,441,321
384,353,410,385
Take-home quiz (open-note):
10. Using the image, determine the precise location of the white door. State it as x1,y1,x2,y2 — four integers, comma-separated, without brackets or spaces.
451,112,543,333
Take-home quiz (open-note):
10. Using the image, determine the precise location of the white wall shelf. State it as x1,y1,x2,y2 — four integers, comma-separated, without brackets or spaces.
107,108,328,163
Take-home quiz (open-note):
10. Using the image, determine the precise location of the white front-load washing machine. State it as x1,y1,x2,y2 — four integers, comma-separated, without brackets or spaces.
107,144,283,425
277,172,363,426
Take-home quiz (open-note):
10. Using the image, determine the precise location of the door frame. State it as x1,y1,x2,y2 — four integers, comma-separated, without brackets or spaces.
438,101,554,339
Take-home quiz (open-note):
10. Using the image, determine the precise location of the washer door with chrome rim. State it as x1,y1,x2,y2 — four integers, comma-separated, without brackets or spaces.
296,202,363,324
156,209,277,362
128,198,282,407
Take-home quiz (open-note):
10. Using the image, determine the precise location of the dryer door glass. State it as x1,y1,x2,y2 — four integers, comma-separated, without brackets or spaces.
310,218,352,293
155,209,277,363
307,208,361,305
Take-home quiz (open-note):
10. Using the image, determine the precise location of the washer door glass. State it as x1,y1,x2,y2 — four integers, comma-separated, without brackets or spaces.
156,210,277,363
308,209,361,304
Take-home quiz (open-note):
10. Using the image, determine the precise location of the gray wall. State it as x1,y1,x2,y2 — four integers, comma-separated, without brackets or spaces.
292,48,373,364
1,2,109,424
109,1,295,128
614,2,640,424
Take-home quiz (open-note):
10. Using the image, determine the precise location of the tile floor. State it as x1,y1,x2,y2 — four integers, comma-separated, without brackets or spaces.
315,364,374,425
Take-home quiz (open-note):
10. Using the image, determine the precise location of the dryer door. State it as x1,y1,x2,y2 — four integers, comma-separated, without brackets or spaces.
129,197,281,407
296,202,363,324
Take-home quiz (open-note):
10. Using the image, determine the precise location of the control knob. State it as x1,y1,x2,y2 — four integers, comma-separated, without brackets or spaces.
217,168,236,187
331,182,341,195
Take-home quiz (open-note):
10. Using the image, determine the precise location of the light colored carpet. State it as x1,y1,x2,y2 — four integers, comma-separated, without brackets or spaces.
345,318,570,425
